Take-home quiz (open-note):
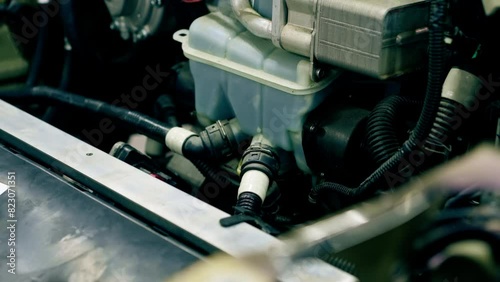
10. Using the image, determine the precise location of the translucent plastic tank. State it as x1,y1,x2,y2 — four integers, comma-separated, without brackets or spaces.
174,12,340,171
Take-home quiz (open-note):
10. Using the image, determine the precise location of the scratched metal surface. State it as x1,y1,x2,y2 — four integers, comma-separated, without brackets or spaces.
0,145,201,282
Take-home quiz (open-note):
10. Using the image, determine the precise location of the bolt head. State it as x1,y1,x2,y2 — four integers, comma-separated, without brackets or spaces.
315,68,326,80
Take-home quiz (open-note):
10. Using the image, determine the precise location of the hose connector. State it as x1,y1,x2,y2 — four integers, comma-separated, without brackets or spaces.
240,142,280,180
422,67,483,155
200,119,246,160
236,134,280,212
442,67,483,109
165,119,249,160
219,135,281,234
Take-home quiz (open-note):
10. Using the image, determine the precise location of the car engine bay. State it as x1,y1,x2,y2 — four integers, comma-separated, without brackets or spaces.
1,0,500,281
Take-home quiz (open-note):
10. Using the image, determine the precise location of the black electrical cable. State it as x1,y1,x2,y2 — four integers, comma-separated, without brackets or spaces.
310,0,448,201
0,86,172,143
366,96,423,165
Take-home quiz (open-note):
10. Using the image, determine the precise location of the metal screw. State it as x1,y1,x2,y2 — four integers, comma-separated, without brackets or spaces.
315,68,325,80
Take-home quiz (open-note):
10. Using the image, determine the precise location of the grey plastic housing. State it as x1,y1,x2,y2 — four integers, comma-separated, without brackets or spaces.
315,0,430,79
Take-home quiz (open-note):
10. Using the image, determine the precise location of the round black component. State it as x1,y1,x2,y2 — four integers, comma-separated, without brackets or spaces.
303,105,370,175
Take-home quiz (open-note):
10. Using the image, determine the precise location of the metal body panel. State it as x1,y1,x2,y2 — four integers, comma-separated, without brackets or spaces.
0,145,201,281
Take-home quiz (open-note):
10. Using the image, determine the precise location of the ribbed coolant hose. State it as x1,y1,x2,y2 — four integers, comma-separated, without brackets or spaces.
0,86,172,143
366,96,423,165
424,98,458,152
310,0,448,200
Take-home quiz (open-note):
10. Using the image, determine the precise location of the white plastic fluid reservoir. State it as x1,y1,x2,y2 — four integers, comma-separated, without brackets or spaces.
174,12,340,172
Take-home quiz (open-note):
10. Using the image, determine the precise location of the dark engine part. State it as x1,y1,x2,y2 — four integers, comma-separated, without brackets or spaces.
303,104,370,183
110,142,190,192
365,96,423,166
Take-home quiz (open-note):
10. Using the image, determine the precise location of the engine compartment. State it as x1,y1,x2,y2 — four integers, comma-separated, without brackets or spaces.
1,0,500,280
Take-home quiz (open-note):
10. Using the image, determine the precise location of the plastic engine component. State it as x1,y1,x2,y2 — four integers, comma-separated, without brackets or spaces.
315,0,430,79
174,12,340,171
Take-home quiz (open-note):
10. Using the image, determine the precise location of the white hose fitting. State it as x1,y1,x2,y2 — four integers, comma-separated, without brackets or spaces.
165,127,196,155
237,170,270,201
442,68,483,108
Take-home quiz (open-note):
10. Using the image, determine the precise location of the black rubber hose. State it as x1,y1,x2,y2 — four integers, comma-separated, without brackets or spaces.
310,0,448,200
366,96,423,165
183,135,209,160
58,0,80,53
59,50,73,90
154,94,180,128
26,18,48,87
0,86,171,143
